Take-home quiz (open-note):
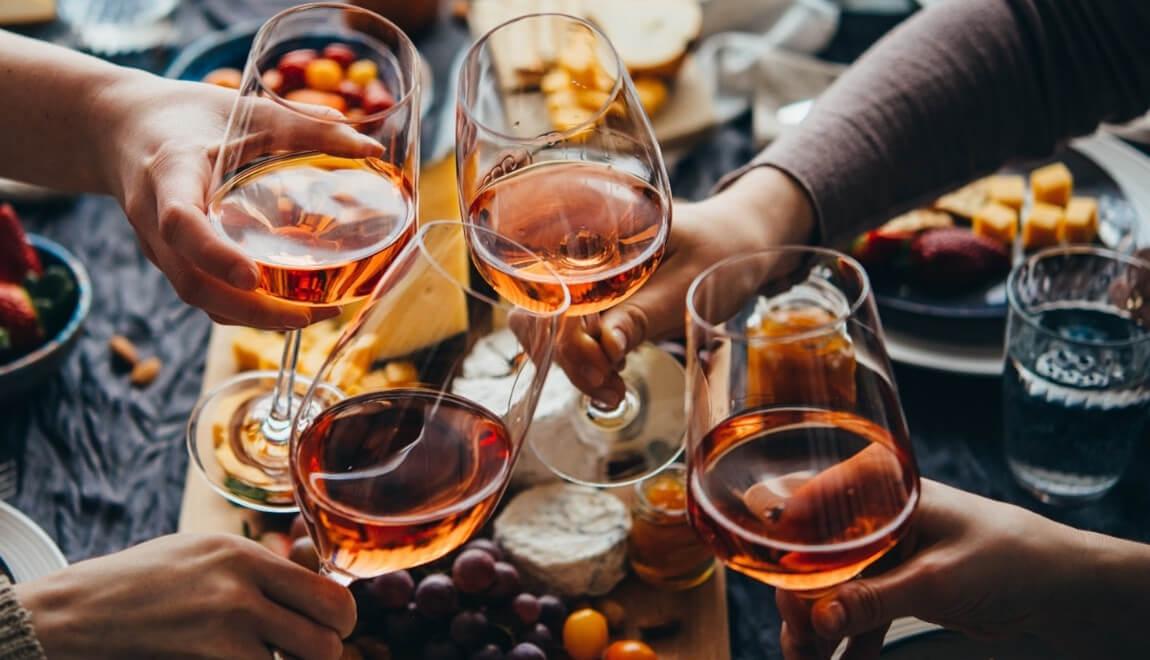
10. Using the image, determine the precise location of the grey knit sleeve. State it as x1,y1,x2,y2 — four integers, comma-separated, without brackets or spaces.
0,576,45,660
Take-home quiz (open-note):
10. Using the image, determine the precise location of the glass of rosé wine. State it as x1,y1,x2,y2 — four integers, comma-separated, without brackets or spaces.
289,221,570,584
187,3,421,512
455,13,680,487
684,247,921,593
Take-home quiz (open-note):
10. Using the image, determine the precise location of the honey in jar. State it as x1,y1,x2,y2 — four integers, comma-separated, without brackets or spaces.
629,465,716,590
746,299,857,409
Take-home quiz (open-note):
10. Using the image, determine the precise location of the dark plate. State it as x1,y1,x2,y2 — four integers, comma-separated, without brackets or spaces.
873,148,1138,320
163,21,434,118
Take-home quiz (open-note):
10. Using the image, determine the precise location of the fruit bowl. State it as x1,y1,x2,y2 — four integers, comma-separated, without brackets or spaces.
0,235,92,399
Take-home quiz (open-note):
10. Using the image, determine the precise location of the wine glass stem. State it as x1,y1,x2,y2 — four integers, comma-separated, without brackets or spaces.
319,564,353,587
261,328,303,444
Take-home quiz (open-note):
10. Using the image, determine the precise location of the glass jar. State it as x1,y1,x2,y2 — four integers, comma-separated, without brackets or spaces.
628,464,716,590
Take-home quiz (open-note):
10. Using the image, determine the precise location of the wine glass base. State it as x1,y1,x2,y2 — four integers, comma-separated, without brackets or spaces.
187,370,343,513
532,343,685,487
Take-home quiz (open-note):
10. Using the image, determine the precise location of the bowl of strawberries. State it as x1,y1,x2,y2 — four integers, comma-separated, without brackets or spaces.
0,204,91,398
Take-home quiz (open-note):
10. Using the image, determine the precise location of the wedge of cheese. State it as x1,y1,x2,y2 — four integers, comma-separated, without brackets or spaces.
972,202,1018,246
1022,202,1064,250
583,0,702,78
1030,163,1073,207
987,175,1025,211
359,222,470,360
1061,196,1099,244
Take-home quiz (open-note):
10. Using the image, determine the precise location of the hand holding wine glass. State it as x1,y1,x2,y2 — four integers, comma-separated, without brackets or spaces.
685,247,920,593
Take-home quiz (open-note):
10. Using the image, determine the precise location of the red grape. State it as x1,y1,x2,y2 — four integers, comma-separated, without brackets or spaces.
487,562,521,600
512,594,541,625
506,643,546,660
289,515,308,540
416,574,460,618
383,602,425,643
523,623,553,650
424,639,463,660
365,570,415,610
463,538,504,562
323,43,357,69
538,595,567,634
450,610,489,649
453,549,496,594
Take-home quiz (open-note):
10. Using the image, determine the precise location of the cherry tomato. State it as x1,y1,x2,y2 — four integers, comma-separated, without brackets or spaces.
277,48,317,90
261,69,285,95
323,43,357,69
338,80,365,109
203,67,242,89
362,79,395,114
562,608,609,660
284,89,348,114
604,640,658,660
347,59,379,87
305,58,344,92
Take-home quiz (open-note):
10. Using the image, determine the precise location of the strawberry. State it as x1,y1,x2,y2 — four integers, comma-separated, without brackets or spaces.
0,281,43,352
851,229,914,271
0,203,43,283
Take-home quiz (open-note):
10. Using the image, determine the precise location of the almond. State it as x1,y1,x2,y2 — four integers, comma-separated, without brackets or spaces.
130,357,162,387
109,335,139,367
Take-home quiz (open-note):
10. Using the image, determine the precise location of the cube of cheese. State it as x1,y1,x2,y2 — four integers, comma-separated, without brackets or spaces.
1022,202,1065,250
987,175,1025,211
1061,196,1099,244
1030,163,1073,207
972,202,1018,245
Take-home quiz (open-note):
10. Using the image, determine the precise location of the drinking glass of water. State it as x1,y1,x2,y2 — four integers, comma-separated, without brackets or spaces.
1004,246,1150,505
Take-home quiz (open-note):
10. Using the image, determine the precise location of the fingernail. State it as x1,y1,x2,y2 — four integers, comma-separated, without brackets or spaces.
590,387,622,407
356,134,384,154
820,601,846,635
580,365,605,389
228,264,258,290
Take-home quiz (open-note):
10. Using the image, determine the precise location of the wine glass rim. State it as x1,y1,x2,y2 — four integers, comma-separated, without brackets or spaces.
418,220,572,318
457,12,627,145
251,1,421,126
1007,244,1150,348
686,245,872,343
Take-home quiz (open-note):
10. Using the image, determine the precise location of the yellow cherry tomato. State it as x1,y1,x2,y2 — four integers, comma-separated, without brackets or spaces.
347,59,379,87
604,640,658,660
305,58,344,91
562,608,609,660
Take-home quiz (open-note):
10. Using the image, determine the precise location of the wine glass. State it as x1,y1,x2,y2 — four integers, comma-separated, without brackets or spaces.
290,221,570,583
456,13,679,487
684,247,920,593
187,3,421,512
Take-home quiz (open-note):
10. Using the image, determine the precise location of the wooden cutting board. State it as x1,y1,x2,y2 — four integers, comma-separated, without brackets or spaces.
177,157,731,660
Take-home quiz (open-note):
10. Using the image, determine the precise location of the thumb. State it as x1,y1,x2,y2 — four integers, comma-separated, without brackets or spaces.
809,565,926,639
599,266,690,363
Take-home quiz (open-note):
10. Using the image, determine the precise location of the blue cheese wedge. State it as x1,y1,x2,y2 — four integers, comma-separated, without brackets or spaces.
494,483,631,597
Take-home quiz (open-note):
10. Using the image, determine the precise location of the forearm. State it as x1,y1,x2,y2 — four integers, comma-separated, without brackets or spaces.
1040,529,1150,657
0,30,147,194
735,0,1150,246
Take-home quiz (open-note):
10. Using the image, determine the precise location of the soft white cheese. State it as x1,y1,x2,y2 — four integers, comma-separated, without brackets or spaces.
494,483,632,597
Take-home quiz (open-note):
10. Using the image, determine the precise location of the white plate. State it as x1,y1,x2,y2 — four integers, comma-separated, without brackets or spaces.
884,324,1004,376
0,501,68,583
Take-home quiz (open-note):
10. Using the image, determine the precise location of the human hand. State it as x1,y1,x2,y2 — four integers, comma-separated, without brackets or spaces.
14,533,355,660
776,480,1089,660
93,73,383,329
558,166,815,403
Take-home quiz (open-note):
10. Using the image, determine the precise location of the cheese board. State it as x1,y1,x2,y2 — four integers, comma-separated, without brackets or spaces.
178,156,731,660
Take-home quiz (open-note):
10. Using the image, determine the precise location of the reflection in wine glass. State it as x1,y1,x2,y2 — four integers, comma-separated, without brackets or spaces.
456,13,678,487
291,221,570,583
685,247,920,593
186,3,421,512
